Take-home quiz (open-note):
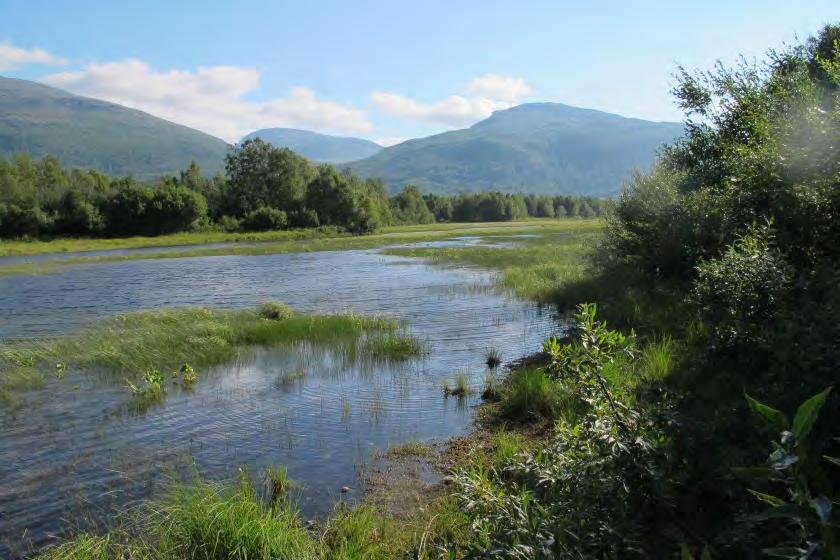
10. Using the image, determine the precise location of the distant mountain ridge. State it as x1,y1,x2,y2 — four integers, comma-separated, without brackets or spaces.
0,76,230,178
348,103,684,196
241,128,382,164
0,77,682,195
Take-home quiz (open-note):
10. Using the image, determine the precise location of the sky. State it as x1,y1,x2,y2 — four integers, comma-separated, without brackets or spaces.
0,1,837,145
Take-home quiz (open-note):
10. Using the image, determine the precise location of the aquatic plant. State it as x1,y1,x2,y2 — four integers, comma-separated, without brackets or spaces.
443,371,471,397
258,301,295,321
126,368,166,402
178,363,198,386
0,306,400,400
263,465,293,505
361,333,425,361
484,347,502,369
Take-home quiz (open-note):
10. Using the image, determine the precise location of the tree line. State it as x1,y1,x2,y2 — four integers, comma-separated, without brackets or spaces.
0,139,605,239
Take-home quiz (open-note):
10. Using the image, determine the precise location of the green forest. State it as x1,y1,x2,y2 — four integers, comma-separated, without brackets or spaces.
0,140,604,239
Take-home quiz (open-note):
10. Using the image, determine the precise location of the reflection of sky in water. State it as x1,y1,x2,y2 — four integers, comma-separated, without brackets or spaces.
0,244,558,556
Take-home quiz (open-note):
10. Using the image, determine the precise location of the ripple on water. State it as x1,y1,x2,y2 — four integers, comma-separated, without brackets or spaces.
0,244,558,556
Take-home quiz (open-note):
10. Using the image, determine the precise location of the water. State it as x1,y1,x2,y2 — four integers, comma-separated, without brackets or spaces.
0,241,556,557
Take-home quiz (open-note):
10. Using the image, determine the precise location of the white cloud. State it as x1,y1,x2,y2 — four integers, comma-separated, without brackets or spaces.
42,59,372,142
467,74,532,102
370,74,532,128
0,41,66,71
373,137,408,147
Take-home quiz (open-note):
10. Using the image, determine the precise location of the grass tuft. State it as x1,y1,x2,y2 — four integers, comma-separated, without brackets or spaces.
443,371,472,397
362,333,426,362
258,302,296,321
500,367,569,421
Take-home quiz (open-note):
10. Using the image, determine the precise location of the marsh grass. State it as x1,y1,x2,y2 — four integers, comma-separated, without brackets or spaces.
263,465,295,505
258,302,295,321
484,347,502,369
361,333,426,362
383,220,602,303
34,472,464,560
146,478,317,560
489,429,527,467
0,305,402,400
500,367,571,421
443,371,471,397
0,221,578,278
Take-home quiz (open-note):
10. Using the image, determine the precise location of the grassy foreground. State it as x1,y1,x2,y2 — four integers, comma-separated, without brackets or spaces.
0,304,419,403
0,220,595,277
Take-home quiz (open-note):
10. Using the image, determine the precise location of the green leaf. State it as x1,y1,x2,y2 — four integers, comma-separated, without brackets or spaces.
748,489,786,508
745,393,788,431
792,387,832,442
700,547,712,560
824,455,840,467
731,466,781,480
763,547,806,559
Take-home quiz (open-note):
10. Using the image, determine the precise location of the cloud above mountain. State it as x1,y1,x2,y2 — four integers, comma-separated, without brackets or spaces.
42,60,372,142
369,74,533,128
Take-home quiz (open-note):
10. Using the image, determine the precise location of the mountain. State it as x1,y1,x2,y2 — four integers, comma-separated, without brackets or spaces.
348,103,684,196
0,76,229,178
242,128,382,164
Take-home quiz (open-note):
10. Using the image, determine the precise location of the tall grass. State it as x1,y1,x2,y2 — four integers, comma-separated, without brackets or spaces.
443,371,471,397
384,221,602,303
147,479,317,560
0,305,403,399
34,473,453,560
500,367,570,421
361,333,426,362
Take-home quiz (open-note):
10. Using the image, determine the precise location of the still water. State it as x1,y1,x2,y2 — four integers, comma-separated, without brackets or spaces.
0,239,556,557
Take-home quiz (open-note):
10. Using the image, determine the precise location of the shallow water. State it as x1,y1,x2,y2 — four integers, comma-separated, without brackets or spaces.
0,241,556,557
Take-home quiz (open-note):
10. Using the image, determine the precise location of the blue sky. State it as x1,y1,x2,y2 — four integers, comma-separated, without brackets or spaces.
0,0,837,143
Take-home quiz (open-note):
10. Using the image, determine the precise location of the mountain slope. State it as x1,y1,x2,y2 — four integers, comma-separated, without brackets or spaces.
242,128,381,164
348,103,684,195
0,76,230,178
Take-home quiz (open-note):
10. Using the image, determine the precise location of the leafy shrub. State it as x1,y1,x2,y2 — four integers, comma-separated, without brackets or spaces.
741,387,839,558
242,206,288,232
0,203,52,237
690,222,793,347
453,305,673,558
217,215,241,232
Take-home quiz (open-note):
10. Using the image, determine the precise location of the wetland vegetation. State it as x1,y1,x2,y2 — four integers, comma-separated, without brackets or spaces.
5,21,840,560
0,305,411,403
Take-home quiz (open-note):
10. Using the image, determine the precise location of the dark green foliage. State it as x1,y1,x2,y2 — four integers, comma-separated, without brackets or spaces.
589,24,840,557
349,102,683,195
0,76,229,179
242,206,288,232
103,184,208,236
390,185,434,224
691,222,793,347
741,389,839,558
0,138,605,239
224,139,313,216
